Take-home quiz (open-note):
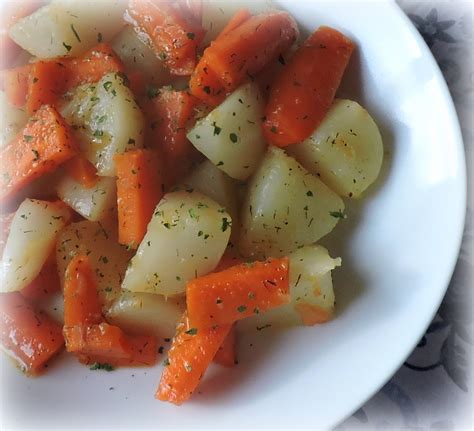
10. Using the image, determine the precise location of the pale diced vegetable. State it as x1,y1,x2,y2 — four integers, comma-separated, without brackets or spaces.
239,147,345,259
121,191,231,297
106,292,185,339
242,245,340,329
56,219,133,309
182,160,239,224
9,0,126,58
35,292,64,325
187,82,266,181
56,175,116,222
287,99,384,198
60,72,145,177
111,26,170,85
201,0,275,47
0,199,70,292
0,90,28,148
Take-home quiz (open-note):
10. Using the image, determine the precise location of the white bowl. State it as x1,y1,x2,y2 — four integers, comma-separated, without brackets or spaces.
0,0,466,429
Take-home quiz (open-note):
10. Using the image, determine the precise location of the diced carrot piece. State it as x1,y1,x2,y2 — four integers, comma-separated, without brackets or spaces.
213,324,236,367
64,156,98,189
26,60,67,114
0,292,64,375
144,87,201,187
215,8,251,42
0,104,78,203
114,149,164,248
63,43,124,91
127,0,205,76
77,334,158,367
63,255,102,328
156,311,231,405
189,11,298,106
64,322,130,357
187,257,290,328
263,26,354,147
20,264,61,302
0,64,31,107
0,212,14,258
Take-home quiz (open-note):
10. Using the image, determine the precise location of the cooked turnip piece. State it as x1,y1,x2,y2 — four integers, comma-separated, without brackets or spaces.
239,147,344,258
287,99,383,198
56,175,116,222
121,191,231,296
1,199,70,292
0,91,28,148
9,0,126,58
60,72,144,177
187,82,266,181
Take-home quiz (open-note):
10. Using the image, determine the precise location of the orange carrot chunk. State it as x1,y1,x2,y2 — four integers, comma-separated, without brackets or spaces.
144,87,201,188
127,0,205,76
64,156,98,189
187,257,290,328
63,255,103,328
189,11,298,106
0,292,64,375
20,264,61,302
263,26,354,147
0,64,32,107
26,60,67,114
213,324,237,367
0,104,78,203
77,334,158,367
156,311,231,405
114,149,164,248
63,42,124,91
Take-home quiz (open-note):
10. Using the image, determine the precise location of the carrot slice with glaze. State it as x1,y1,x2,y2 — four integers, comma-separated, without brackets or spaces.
127,0,205,76
0,104,78,203
187,257,290,328
156,311,232,405
0,292,64,375
26,60,67,114
263,26,354,147
189,11,298,106
114,149,164,248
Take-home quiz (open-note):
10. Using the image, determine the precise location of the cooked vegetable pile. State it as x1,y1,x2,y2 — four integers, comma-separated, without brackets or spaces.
0,0,383,405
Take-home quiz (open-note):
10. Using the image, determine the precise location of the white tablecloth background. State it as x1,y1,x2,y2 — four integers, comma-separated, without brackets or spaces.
341,2,473,429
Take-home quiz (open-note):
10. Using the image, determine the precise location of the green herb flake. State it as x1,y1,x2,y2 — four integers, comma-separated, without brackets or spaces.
186,32,195,40
70,23,81,42
163,358,170,366
23,135,33,142
158,52,167,61
330,210,346,219
31,149,40,161
270,126,278,134
89,362,114,371
97,32,103,43
306,190,313,197
216,161,224,166
212,122,222,136
128,138,135,145
185,328,198,335
146,86,160,99
203,86,211,94
221,217,231,232
163,222,171,229
32,77,38,83
237,305,247,313
229,133,238,143
103,81,113,91
93,130,103,138
63,42,72,52
216,298,223,304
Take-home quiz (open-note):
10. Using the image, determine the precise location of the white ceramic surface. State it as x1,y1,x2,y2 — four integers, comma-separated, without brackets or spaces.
0,1,466,430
